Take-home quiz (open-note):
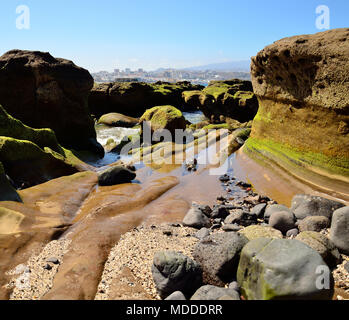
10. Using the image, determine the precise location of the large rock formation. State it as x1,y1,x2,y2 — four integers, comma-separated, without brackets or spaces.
0,50,103,156
139,105,187,140
182,79,258,123
0,104,90,188
89,81,203,118
245,29,349,182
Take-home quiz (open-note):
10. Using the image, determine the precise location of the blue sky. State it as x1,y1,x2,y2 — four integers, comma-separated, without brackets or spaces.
0,0,348,72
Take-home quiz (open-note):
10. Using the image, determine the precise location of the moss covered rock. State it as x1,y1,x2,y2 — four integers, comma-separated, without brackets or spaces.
0,50,103,156
97,112,139,128
139,105,186,139
0,137,78,188
182,79,258,124
237,238,334,300
89,81,203,118
0,105,61,153
239,225,283,241
246,28,349,184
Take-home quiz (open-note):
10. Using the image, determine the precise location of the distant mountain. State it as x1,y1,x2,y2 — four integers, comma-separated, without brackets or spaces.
182,60,251,72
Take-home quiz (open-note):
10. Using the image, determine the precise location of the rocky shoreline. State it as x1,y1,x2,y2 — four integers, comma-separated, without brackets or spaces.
0,28,348,301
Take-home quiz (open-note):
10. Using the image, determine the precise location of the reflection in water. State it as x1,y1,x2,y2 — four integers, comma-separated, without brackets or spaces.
94,116,348,207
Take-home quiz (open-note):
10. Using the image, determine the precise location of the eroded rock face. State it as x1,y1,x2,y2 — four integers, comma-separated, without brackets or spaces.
0,50,103,156
246,28,349,180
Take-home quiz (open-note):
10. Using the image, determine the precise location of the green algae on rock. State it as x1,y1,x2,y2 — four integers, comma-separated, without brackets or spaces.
0,136,78,188
247,28,349,183
182,79,258,124
237,238,334,300
89,81,203,118
139,105,187,138
0,50,103,156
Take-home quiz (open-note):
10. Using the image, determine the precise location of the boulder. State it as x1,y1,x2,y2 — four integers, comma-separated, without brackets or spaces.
264,204,293,222
330,206,349,255
224,210,257,227
191,285,240,300
246,28,349,181
296,231,342,268
193,232,248,285
239,225,283,241
89,81,203,118
237,238,334,300
298,216,330,232
250,203,267,219
183,207,211,229
0,136,79,188
152,251,202,299
0,50,103,156
139,105,186,139
197,79,258,123
98,166,136,186
210,205,231,219
97,113,139,128
290,194,345,220
0,105,89,188
269,211,296,234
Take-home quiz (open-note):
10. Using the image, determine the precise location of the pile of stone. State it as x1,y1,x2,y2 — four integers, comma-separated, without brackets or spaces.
151,175,349,300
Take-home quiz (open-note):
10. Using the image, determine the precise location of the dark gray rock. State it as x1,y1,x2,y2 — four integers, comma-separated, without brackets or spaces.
195,228,210,240
183,207,211,229
298,216,330,232
152,251,202,299
251,203,267,219
237,238,334,300
164,291,186,300
286,228,299,238
296,231,342,268
291,194,345,220
46,257,60,265
269,211,296,234
210,206,231,219
264,204,293,222
191,285,240,300
197,205,212,217
224,210,257,227
193,232,248,286
330,206,349,255
98,166,136,186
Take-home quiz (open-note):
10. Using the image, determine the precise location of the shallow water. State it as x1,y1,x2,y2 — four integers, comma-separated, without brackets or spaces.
182,110,206,124
93,115,349,206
